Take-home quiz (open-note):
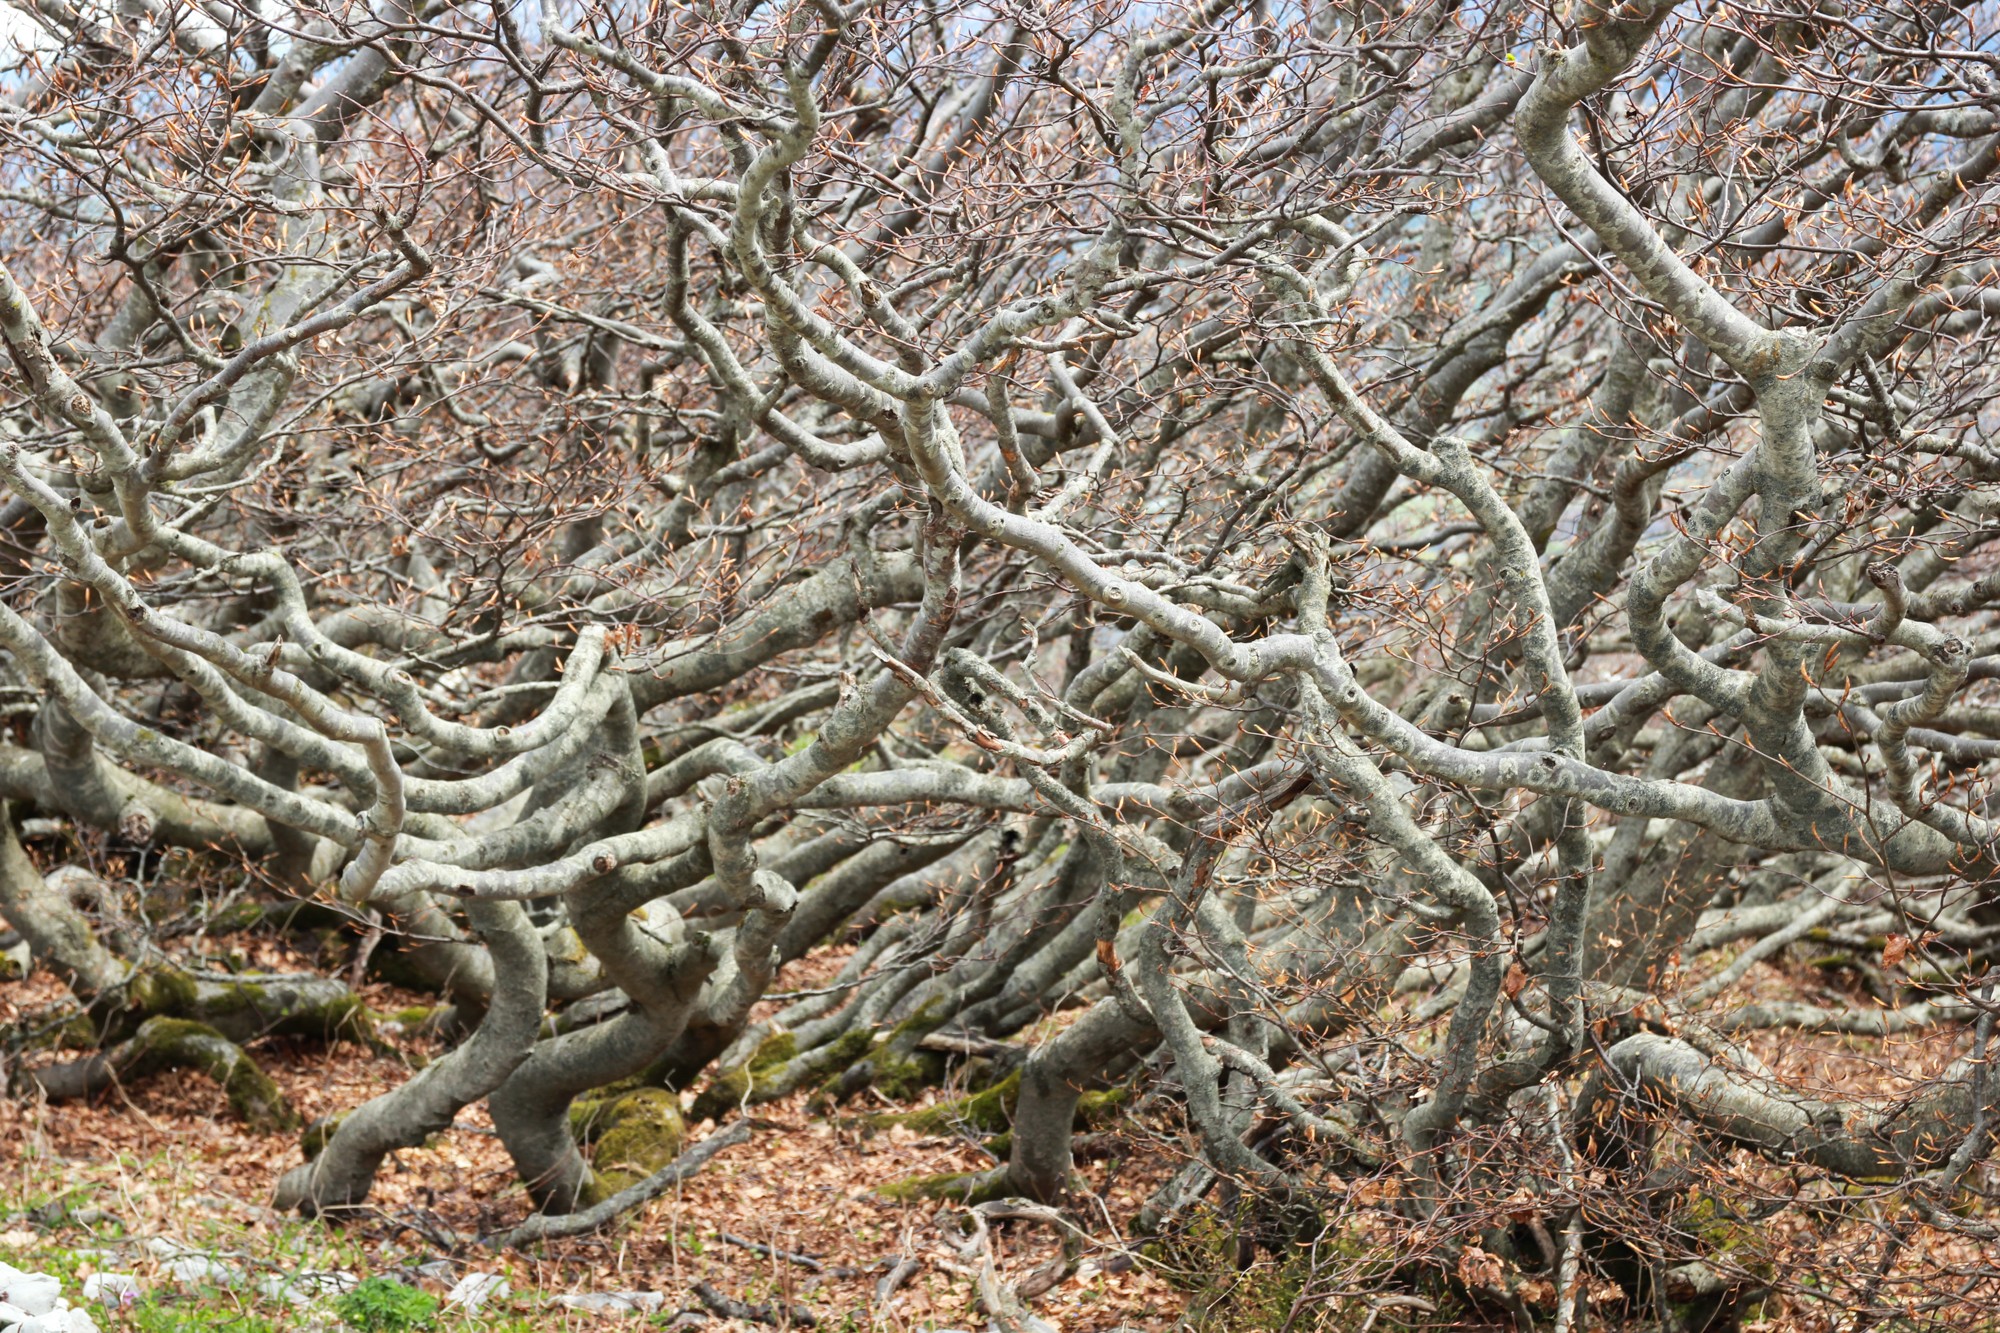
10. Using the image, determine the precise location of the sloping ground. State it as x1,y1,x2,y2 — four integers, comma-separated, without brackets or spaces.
9,935,2000,1332
0,956,1184,1332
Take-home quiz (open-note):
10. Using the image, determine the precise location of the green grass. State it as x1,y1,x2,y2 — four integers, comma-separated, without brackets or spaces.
124,1290,282,1333
0,1172,517,1333
0,1143,827,1333
334,1278,441,1332
0,1214,636,1333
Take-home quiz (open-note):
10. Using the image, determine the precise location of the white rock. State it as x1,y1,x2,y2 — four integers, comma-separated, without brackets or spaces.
556,1291,667,1313
258,1272,356,1306
80,1275,139,1308
164,1256,237,1285
445,1272,508,1311
0,1276,59,1318
18,1310,99,1333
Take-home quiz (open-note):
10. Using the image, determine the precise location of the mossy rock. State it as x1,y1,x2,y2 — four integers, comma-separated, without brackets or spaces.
583,1088,687,1201
688,1030,798,1123
568,1077,650,1142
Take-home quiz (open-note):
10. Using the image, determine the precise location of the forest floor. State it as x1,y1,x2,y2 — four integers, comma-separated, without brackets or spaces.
0,938,1189,1333
8,925,1998,1332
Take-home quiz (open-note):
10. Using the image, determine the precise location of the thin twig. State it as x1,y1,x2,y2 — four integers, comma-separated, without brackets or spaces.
717,1232,834,1273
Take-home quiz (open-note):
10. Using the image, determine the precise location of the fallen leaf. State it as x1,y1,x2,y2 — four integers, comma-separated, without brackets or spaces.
1457,1246,1506,1289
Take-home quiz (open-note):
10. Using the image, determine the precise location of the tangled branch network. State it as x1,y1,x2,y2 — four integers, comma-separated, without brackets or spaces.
4,0,2000,1314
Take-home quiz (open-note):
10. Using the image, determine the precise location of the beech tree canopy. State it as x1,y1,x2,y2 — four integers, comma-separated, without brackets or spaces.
5,0,2000,1319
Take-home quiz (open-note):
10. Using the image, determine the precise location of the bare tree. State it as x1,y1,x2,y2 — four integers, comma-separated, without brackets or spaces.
4,0,2000,1318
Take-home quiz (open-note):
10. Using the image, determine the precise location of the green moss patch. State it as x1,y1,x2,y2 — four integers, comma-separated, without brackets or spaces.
582,1088,687,1202
123,1017,298,1132
874,1167,1013,1204
688,1029,798,1122
873,1070,1022,1135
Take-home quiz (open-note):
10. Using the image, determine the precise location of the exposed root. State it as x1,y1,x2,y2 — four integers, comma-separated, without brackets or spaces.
687,1029,800,1122
502,1119,751,1248
118,965,379,1047
954,1204,1059,1333
866,1070,1020,1136
875,1166,1016,1204
694,1279,818,1327
26,1016,298,1131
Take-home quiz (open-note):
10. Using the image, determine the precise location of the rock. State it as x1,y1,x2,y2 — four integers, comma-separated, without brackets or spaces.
573,1088,686,1200
18,1311,99,1333
80,1275,140,1308
445,1272,508,1311
0,1275,60,1317
555,1291,667,1314
163,1256,238,1286
258,1272,356,1306
414,1260,456,1285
